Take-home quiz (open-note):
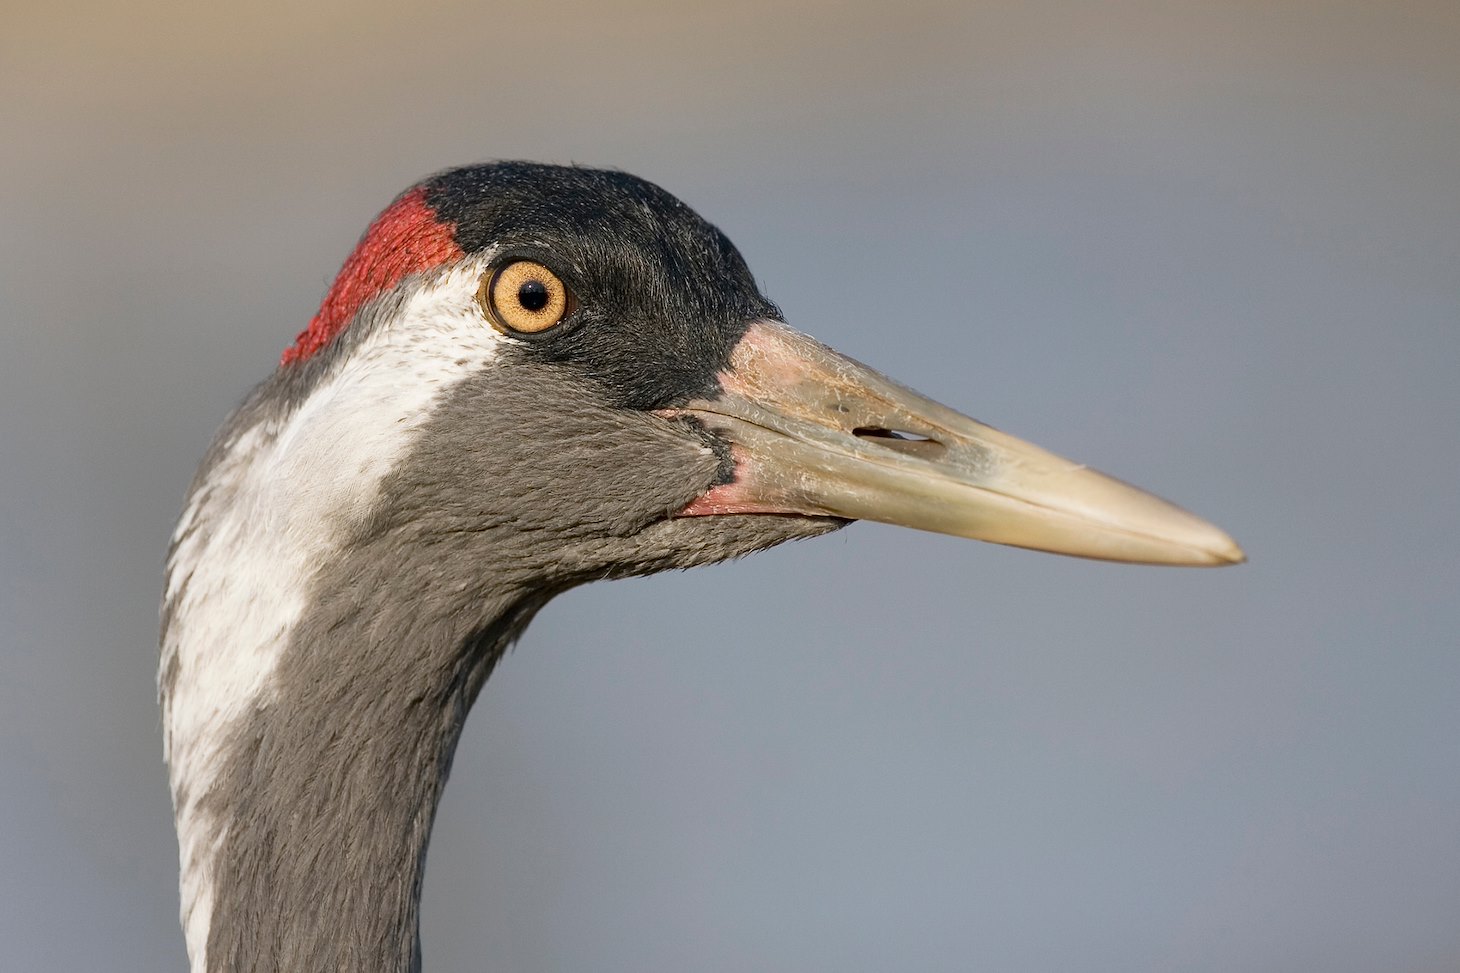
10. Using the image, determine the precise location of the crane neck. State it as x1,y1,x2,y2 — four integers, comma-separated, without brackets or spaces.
171,570,548,973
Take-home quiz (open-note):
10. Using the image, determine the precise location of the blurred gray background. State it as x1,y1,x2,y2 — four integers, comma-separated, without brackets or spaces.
3,1,1457,970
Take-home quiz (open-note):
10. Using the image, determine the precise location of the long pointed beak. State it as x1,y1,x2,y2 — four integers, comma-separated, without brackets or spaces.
667,320,1244,567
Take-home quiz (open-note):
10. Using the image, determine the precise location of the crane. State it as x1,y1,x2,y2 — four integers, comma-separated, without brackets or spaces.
161,161,1242,973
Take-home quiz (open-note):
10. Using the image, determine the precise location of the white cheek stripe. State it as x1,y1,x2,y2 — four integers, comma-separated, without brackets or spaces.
160,260,508,971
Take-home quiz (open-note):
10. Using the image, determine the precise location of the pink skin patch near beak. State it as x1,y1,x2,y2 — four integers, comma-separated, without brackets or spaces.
678,445,777,516
675,323,820,517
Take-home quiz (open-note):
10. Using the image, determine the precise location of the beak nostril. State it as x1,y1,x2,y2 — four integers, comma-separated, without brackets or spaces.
852,427,948,460
853,426,931,442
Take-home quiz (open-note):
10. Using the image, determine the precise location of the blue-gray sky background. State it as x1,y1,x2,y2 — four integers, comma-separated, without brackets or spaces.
2,2,1457,970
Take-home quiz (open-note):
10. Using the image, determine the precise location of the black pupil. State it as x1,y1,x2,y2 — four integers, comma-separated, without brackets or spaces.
517,279,550,312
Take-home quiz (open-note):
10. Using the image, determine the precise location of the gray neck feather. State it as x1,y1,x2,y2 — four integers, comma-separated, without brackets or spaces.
201,573,550,973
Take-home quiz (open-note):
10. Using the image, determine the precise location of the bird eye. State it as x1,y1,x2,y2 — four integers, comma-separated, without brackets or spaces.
480,260,575,335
